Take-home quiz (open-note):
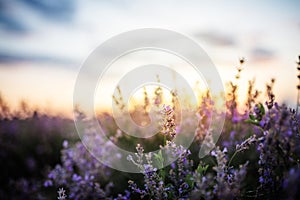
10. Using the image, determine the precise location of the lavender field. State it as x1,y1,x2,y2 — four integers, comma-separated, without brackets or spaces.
0,58,299,200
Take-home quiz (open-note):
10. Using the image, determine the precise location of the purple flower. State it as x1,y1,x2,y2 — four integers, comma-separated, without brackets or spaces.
43,180,53,187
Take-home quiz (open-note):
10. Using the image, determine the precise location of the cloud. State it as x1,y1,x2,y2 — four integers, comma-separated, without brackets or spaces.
0,0,80,67
19,0,75,21
0,51,75,66
194,31,236,47
0,0,76,34
0,1,28,33
250,47,276,62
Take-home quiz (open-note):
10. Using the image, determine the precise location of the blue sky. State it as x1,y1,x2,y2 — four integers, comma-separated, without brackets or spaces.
0,0,299,115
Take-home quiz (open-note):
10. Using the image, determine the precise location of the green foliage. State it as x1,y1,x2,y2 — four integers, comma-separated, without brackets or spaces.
196,164,209,177
245,103,265,126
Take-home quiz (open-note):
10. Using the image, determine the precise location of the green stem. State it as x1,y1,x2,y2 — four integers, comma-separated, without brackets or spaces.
160,135,167,182
297,84,299,115
228,151,238,167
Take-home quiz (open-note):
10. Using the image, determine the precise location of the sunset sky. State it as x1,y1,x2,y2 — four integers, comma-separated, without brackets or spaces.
0,0,299,116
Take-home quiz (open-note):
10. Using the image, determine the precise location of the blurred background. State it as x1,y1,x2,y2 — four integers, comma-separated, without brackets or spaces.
0,0,300,116
0,1,300,199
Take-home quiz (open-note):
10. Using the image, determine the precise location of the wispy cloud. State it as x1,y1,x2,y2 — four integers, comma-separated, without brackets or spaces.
19,0,75,21
194,31,236,47
0,51,75,66
250,47,276,62
0,2,28,33
0,0,76,34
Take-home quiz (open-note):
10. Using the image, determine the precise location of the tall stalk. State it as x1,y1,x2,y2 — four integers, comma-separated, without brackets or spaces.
296,56,300,115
